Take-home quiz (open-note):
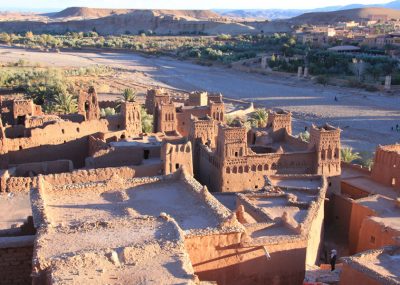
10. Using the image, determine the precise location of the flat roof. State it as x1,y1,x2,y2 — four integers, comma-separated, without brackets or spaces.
0,192,31,230
355,195,400,232
343,246,400,284
36,217,198,284
31,169,242,283
237,175,326,242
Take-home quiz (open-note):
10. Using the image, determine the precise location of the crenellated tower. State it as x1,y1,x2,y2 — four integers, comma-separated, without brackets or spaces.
309,124,341,176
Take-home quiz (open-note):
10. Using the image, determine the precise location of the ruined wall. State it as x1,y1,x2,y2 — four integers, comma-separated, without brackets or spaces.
5,118,118,168
176,107,210,137
161,141,193,175
185,233,307,285
339,263,382,285
267,110,292,136
356,217,400,253
371,145,400,191
0,236,34,285
348,203,376,254
78,88,100,121
121,102,142,138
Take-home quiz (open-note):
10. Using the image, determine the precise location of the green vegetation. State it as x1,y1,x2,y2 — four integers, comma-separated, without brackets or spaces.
0,60,113,112
100,107,116,117
298,131,310,142
249,108,268,128
119,88,137,102
51,93,78,114
1,31,398,89
341,147,361,163
140,107,153,133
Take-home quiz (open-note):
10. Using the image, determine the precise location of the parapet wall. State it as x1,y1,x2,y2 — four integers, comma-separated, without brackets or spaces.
0,235,35,285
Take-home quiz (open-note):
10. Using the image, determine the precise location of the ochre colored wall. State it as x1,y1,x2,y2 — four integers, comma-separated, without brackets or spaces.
0,238,34,285
340,263,381,285
356,217,400,253
341,181,369,200
185,233,307,285
348,203,376,254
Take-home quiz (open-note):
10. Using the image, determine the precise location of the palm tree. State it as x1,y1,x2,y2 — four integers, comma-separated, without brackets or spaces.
119,88,137,102
249,108,268,128
341,147,361,163
52,93,78,114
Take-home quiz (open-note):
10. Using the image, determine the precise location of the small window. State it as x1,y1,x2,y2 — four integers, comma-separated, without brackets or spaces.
235,152,238,157
117,124,121,129
370,236,375,244
329,182,332,187
144,150,150,160
392,178,396,186
76,128,80,132
120,134,126,139
62,129,65,134
175,163,180,170
255,185,258,189
19,146,23,150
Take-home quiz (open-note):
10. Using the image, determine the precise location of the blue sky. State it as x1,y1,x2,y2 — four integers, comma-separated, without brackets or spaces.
0,0,393,11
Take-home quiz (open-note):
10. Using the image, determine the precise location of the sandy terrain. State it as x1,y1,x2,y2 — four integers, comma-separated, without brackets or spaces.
0,45,399,152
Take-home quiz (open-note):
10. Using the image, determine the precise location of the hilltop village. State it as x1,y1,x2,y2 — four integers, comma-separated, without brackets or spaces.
0,85,398,285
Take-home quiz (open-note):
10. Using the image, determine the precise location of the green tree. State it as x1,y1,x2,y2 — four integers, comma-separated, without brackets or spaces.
140,106,153,133
249,108,268,128
341,147,361,163
52,93,78,114
119,88,137,102
298,131,310,142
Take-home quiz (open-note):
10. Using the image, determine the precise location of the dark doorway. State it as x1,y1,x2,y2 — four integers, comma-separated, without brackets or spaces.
143,149,150,160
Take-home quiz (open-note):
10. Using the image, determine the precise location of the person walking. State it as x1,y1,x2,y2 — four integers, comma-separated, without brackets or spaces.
330,249,337,271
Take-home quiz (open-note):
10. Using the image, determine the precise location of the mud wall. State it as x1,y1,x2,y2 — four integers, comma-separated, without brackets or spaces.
339,263,381,285
185,233,307,285
348,203,375,254
356,217,400,253
0,236,34,285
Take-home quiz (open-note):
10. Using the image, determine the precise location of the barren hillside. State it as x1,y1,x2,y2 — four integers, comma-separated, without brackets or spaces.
289,7,400,24
0,8,291,35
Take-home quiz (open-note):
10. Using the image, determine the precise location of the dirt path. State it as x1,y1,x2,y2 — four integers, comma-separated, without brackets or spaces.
1,45,399,152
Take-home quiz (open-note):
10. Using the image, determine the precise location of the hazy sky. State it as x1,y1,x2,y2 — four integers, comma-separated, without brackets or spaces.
0,0,393,11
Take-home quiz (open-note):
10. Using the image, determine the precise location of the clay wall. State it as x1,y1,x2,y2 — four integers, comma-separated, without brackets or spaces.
306,193,325,265
121,102,142,138
198,146,222,192
371,145,400,190
356,217,400,253
0,235,35,285
267,111,292,135
85,146,144,168
12,99,42,124
187,91,208,106
78,88,100,121
329,194,353,240
341,181,370,200
339,263,382,285
176,107,210,137
15,160,73,177
309,125,341,177
157,103,176,133
161,141,193,175
348,202,376,254
220,152,315,192
185,233,307,285
4,118,120,168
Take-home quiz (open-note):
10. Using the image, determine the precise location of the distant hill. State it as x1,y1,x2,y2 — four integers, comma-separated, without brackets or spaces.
51,7,133,19
50,7,221,21
289,7,400,25
0,9,291,36
217,0,400,20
